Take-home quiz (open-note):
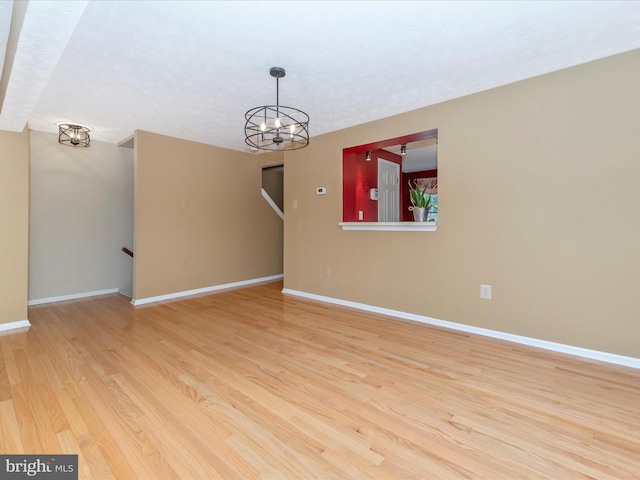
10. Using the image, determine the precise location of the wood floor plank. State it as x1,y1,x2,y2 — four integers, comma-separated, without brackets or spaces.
10,383,45,453
67,390,139,479
0,336,21,388
111,367,247,479
0,399,24,453
56,429,104,480
76,362,181,479
3,280,638,479
0,360,11,402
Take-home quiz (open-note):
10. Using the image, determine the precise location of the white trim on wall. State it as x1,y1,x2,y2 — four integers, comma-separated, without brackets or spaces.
132,274,284,306
0,319,31,334
282,288,640,370
339,222,437,231
28,288,119,306
261,188,284,220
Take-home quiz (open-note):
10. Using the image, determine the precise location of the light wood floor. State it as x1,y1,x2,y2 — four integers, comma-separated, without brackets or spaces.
2,281,640,479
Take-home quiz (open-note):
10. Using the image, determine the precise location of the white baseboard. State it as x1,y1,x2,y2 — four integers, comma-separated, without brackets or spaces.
282,288,640,370
28,288,119,306
132,274,284,306
0,319,31,334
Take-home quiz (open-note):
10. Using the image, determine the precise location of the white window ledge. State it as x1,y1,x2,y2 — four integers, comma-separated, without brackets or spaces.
339,222,437,231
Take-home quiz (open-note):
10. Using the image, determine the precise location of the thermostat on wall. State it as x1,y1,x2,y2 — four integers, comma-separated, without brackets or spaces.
316,187,327,195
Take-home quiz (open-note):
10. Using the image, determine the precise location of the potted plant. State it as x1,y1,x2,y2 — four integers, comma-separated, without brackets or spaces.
408,179,436,222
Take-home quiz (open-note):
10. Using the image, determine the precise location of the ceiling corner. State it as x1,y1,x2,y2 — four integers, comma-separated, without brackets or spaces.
0,0,88,132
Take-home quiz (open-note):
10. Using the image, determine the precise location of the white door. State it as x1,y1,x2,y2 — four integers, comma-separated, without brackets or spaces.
378,158,400,222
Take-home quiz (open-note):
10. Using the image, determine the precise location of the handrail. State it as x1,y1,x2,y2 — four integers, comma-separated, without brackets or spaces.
261,188,284,220
121,247,134,258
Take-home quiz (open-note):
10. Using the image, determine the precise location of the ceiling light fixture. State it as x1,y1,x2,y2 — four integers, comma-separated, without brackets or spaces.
58,123,90,147
244,67,309,151
400,144,407,156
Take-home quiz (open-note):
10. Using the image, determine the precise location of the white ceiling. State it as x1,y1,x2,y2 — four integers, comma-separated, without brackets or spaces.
1,0,639,153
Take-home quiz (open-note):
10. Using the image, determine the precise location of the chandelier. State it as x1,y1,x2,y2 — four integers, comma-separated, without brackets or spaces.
244,67,309,151
58,123,90,147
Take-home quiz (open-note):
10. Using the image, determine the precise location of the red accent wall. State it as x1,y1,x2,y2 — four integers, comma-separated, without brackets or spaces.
355,152,375,221
343,149,402,222
343,129,438,222
343,151,358,221
401,169,438,221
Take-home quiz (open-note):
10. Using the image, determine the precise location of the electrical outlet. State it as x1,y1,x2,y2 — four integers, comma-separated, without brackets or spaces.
480,284,492,300
323,266,331,277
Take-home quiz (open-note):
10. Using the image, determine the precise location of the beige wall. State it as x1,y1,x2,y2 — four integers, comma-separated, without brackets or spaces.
134,130,283,300
0,128,29,325
29,131,134,300
284,49,640,358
